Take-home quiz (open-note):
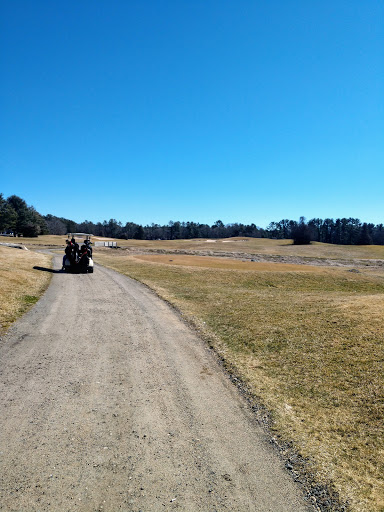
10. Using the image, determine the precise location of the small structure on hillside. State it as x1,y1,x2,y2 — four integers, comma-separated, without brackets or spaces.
94,241,117,248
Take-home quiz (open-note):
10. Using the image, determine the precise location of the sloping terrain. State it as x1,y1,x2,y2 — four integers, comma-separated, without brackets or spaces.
0,255,311,511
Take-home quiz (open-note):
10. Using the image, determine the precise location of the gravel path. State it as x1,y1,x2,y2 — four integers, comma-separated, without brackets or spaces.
0,256,312,511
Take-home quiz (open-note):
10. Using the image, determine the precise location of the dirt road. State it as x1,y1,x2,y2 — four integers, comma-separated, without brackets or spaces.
0,256,312,511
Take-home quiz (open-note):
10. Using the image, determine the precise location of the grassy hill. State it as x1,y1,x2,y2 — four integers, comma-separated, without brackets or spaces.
2,235,383,510
95,239,384,512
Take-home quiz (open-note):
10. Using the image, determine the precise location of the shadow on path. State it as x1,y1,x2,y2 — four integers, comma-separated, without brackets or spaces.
33,266,63,274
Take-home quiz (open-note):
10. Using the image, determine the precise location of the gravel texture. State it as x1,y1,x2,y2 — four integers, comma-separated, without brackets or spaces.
0,256,313,511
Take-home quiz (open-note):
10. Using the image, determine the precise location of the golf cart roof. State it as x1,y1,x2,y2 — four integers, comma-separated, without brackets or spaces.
67,233,93,237
67,233,93,240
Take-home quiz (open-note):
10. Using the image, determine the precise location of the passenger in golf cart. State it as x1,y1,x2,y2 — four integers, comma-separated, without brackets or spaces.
78,242,91,271
62,234,94,273
62,239,76,268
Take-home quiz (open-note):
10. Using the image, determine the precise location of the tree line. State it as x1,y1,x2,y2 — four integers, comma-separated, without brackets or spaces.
267,216,384,245
1,193,383,245
0,194,48,237
43,215,264,240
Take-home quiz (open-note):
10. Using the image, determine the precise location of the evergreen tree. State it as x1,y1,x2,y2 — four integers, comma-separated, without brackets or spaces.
133,225,145,240
357,223,373,245
0,194,17,233
291,217,312,245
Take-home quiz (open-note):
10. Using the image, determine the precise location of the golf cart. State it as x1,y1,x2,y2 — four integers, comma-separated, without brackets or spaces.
63,233,94,273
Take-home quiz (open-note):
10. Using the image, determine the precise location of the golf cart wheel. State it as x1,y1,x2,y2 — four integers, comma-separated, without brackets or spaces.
88,267,94,273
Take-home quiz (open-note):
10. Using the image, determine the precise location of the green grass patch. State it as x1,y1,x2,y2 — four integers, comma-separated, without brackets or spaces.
23,295,39,305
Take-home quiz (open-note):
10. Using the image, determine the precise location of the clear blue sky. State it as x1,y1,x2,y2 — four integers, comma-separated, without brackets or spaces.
1,0,383,228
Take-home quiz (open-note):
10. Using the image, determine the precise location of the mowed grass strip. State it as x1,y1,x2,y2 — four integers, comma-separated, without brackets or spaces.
96,250,384,512
0,246,52,335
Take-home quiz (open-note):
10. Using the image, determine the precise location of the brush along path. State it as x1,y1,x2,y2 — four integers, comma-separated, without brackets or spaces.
0,256,311,512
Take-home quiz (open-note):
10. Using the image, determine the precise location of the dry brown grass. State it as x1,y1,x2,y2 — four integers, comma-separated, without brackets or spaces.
0,235,66,248
9,235,384,262
0,246,52,335
135,254,331,272
111,237,384,261
95,248,384,512
3,235,383,509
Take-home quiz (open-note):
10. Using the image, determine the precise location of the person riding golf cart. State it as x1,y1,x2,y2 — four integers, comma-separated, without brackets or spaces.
62,233,94,273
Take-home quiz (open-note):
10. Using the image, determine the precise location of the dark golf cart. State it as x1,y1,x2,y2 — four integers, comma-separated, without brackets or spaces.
63,233,94,273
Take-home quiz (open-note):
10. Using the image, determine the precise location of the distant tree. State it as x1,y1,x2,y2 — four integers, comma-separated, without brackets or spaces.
292,217,311,245
332,218,342,244
122,222,138,239
168,221,175,240
0,193,17,232
212,220,225,238
320,218,334,243
133,225,145,240
45,215,67,235
104,218,122,238
77,220,96,235
198,223,211,238
36,210,49,235
21,206,47,236
21,221,40,237
308,218,322,242
279,219,290,239
94,222,104,237
3,191,384,245
172,221,181,239
63,218,77,234
6,195,47,236
357,223,373,245
6,195,28,213
244,223,257,237
147,223,164,240
346,218,361,244
373,224,384,245
266,221,278,239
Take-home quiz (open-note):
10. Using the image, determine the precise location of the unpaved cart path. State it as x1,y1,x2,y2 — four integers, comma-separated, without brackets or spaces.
0,256,311,512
